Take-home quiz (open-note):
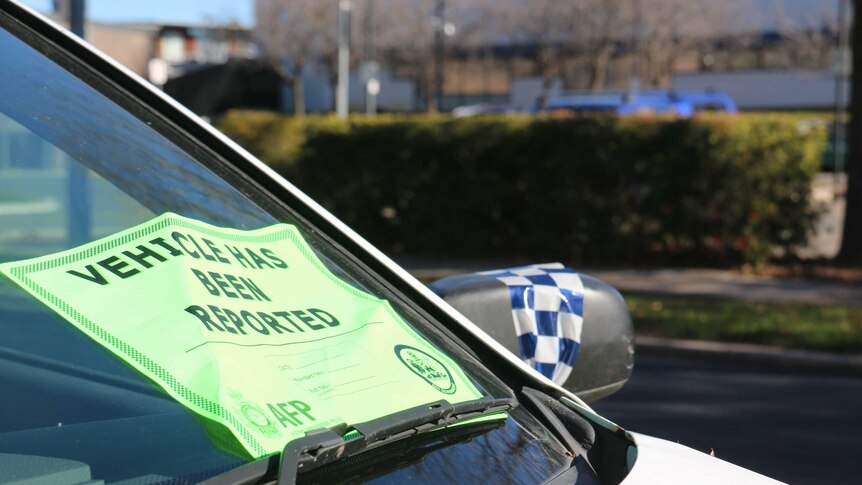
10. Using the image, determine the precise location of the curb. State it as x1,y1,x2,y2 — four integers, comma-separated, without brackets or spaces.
635,336,862,377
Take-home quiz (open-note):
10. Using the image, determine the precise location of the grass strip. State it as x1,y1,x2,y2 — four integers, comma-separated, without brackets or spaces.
625,294,862,353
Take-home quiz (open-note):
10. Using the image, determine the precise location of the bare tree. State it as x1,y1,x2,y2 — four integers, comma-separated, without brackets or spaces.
254,0,336,116
369,0,433,110
570,0,629,90
375,0,486,111
637,0,730,87
497,0,629,95
774,0,838,69
497,0,573,106
374,0,487,112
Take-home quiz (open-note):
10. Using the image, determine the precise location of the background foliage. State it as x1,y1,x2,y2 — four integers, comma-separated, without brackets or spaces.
218,112,826,267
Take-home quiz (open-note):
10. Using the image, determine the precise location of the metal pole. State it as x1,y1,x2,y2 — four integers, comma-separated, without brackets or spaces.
69,0,85,35
364,0,377,116
67,0,91,247
336,0,352,119
834,0,850,178
432,0,445,113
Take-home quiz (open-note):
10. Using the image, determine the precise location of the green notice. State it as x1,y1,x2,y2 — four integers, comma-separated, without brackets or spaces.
0,213,482,457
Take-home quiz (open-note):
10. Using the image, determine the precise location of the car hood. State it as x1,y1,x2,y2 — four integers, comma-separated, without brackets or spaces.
624,433,784,484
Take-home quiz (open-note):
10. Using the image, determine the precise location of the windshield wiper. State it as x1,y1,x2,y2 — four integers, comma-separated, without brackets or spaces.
278,396,514,484
202,395,514,485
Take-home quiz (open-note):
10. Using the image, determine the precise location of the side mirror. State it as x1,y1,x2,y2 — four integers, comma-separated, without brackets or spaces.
429,264,633,403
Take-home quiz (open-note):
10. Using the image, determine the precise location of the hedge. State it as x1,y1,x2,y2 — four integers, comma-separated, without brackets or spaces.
217,112,826,268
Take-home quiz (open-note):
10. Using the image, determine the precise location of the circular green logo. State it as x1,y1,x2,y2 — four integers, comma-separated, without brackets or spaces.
395,345,456,395
240,403,280,437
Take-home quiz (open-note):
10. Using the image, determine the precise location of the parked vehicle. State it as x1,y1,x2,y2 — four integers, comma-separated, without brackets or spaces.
679,91,738,114
0,2,777,483
544,91,737,118
451,103,517,118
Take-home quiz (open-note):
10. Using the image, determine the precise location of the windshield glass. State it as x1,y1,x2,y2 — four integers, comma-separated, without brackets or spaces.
0,14,515,483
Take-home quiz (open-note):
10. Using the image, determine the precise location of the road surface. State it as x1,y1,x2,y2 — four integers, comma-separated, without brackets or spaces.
592,355,861,484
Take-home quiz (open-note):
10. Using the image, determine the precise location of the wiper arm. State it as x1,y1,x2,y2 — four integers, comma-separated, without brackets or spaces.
278,395,515,484
201,396,513,485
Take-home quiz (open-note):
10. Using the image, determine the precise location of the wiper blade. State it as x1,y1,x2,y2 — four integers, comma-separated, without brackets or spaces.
201,396,513,485
278,395,515,484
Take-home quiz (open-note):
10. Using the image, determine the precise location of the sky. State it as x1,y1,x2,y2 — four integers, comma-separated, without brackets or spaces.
19,0,255,26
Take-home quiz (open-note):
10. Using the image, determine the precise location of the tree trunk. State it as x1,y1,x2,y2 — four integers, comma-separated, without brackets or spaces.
537,72,554,109
588,46,612,91
755,46,766,69
293,63,305,117
838,0,862,262
428,55,440,114
535,45,557,108
420,60,436,113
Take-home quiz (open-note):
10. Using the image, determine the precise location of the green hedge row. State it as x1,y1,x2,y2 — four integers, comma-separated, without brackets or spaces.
217,112,826,267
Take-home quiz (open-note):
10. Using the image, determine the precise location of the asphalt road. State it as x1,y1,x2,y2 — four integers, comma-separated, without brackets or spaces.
592,355,862,484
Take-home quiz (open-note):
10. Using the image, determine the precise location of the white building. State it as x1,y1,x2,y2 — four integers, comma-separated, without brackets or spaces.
672,70,850,110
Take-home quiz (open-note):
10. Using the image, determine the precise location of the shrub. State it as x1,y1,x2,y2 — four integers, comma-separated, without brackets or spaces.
217,112,825,268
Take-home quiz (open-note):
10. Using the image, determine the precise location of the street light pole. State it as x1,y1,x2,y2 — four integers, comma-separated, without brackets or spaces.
336,0,352,119
432,0,445,113
364,0,378,116
68,0,85,36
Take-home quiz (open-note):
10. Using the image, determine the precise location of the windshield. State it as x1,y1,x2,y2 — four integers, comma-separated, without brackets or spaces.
0,12,521,483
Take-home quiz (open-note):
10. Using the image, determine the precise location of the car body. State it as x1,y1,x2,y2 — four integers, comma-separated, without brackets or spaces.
678,91,738,114
544,91,737,118
451,103,518,118
0,2,777,483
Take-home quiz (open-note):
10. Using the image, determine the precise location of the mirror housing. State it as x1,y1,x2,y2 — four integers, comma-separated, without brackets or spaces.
429,265,634,402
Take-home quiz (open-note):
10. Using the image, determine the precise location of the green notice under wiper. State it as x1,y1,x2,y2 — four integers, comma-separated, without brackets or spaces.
277,396,514,484
0,213,489,459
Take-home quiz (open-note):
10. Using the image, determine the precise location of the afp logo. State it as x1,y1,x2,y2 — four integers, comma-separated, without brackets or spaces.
394,345,456,395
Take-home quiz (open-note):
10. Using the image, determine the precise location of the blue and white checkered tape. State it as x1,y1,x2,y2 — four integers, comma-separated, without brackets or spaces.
481,263,584,385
